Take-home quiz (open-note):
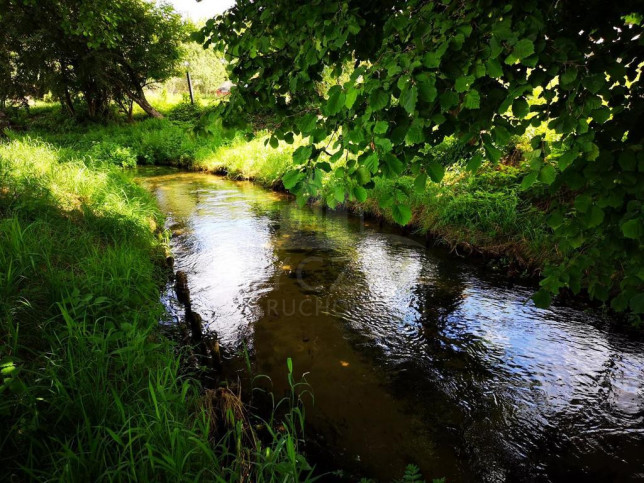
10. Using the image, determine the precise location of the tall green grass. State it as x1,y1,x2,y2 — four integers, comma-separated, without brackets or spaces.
0,135,316,481
353,165,551,266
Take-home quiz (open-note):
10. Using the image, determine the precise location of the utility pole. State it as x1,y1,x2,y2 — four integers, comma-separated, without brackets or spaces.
185,62,194,105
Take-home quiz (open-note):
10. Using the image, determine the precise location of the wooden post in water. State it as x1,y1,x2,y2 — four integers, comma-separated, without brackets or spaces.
186,70,195,105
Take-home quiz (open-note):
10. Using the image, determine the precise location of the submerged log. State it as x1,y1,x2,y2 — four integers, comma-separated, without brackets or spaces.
175,270,190,306
207,335,222,371
173,269,222,373
187,309,204,343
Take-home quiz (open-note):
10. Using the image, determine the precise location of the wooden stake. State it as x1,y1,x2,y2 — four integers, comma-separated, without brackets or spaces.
186,71,194,105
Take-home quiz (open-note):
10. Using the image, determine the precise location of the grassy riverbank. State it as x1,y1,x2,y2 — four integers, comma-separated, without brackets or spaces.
7,101,554,274
200,136,550,271
189,108,552,272
0,124,314,480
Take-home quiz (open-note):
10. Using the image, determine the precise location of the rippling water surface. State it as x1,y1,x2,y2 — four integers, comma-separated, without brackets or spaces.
137,167,644,481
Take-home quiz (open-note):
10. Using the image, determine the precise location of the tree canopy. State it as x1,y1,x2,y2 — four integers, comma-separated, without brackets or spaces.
0,0,186,118
199,0,644,315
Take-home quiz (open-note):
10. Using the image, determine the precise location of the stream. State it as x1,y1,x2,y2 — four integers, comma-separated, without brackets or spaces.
136,167,644,482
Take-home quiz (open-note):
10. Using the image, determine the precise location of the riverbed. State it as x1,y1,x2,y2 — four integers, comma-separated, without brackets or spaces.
137,166,644,481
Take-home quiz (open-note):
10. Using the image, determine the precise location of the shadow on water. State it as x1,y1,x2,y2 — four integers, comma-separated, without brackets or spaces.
136,166,644,482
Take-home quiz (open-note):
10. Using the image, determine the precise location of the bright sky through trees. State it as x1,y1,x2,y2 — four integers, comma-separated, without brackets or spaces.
163,0,234,20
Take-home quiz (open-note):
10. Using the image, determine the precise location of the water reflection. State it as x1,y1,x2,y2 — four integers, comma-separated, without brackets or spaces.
137,167,644,481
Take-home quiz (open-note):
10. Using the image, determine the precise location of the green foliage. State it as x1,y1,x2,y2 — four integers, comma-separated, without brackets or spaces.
87,141,137,168
6,104,229,168
201,0,644,314
0,0,187,118
399,464,423,483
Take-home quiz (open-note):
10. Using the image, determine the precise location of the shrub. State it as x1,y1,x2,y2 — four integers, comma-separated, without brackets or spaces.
87,141,137,168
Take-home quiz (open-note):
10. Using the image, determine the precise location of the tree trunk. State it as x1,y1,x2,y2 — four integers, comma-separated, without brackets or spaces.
128,88,163,119
59,63,75,117
62,86,75,116
86,93,96,118
127,102,133,122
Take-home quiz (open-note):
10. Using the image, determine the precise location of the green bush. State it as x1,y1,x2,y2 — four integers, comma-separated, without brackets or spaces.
87,141,137,168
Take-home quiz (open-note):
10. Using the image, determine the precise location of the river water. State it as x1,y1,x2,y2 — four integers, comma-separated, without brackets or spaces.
137,167,644,481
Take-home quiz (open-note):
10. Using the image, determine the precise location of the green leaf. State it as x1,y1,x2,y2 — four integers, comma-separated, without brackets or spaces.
557,150,577,170
369,89,389,111
414,172,427,193
356,166,371,185
353,186,367,202
466,153,483,172
282,170,304,190
392,204,412,225
439,91,459,111
538,164,557,185
489,37,503,58
375,137,393,153
582,74,605,94
520,170,539,189
333,185,345,203
423,51,443,68
547,210,564,229
427,160,445,182
560,68,578,85
383,153,404,176
574,194,592,213
451,33,465,50
512,98,530,118
485,58,503,78
345,87,359,109
511,38,535,60
455,76,473,93
400,85,418,114
463,89,480,109
504,53,519,65
474,62,486,78
586,205,604,228
621,219,642,239
297,113,317,134
405,121,425,145
418,80,437,102
364,152,379,173
532,289,552,308
316,161,331,172
493,126,511,146
484,141,502,163
374,121,388,134
269,136,279,148
330,150,343,162
326,86,346,116
618,151,636,171
1,360,16,376
630,294,644,314
591,107,611,124
292,145,313,164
